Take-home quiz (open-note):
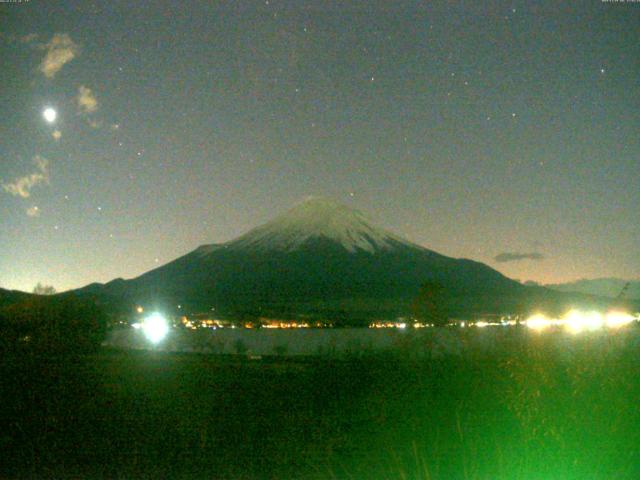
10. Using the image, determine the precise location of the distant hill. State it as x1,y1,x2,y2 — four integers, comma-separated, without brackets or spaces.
0,289,108,353
545,278,640,300
71,198,633,323
0,288,34,307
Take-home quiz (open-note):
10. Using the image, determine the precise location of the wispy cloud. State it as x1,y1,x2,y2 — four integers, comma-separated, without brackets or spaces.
2,156,50,198
494,252,545,263
77,85,98,113
39,33,79,78
26,206,41,217
20,33,39,44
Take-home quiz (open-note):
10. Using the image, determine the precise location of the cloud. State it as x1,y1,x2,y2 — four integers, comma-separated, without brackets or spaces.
2,155,50,198
494,252,545,263
26,206,41,217
1,32,40,44
20,33,39,44
77,85,98,114
39,33,79,78
52,130,62,140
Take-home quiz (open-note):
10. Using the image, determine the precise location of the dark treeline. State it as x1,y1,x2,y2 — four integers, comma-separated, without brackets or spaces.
0,294,107,354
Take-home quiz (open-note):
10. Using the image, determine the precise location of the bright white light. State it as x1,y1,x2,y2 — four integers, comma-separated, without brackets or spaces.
525,314,552,331
475,321,489,328
605,311,635,329
564,310,603,334
582,311,604,331
142,312,169,343
43,107,57,123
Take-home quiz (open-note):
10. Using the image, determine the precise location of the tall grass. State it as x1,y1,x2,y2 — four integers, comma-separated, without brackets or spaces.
318,327,640,479
1,327,639,479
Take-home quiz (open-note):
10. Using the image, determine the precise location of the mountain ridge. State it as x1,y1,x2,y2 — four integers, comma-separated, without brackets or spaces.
69,198,631,322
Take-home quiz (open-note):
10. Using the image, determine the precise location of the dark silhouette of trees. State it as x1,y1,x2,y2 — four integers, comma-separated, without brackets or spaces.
411,281,450,326
32,283,57,295
0,294,107,353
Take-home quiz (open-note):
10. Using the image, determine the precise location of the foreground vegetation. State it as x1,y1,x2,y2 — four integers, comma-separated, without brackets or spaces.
1,327,639,479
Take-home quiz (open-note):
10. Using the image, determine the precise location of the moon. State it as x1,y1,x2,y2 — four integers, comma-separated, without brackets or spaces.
43,107,57,123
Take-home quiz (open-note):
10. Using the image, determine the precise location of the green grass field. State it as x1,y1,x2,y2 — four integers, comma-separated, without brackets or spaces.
2,328,640,479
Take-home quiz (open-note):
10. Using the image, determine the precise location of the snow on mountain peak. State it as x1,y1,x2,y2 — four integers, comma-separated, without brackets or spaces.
227,197,412,253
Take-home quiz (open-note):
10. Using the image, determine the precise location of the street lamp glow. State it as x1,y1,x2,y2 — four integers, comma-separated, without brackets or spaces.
525,314,552,331
142,312,169,343
605,311,635,329
564,310,603,334
43,107,57,123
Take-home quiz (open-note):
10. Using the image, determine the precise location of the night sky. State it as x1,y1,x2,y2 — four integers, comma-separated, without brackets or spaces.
1,1,638,293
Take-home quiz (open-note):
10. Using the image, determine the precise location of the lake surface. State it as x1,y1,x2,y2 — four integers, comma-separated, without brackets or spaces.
105,324,640,357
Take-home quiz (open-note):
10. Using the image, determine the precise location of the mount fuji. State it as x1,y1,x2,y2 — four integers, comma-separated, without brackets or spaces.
74,198,613,322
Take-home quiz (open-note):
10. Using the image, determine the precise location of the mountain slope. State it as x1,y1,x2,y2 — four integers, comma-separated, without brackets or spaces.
545,278,640,300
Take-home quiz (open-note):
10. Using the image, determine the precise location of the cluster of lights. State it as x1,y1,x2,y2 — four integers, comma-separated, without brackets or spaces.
368,322,437,329
460,319,516,328
525,310,637,334
263,321,310,329
370,321,407,329
181,317,236,329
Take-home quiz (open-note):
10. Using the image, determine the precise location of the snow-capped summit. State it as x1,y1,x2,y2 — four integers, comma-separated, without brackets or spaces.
227,197,413,253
